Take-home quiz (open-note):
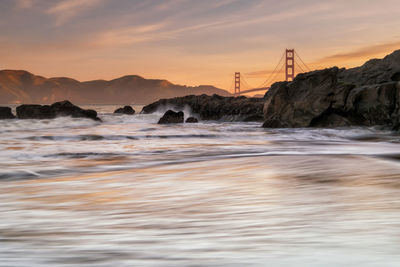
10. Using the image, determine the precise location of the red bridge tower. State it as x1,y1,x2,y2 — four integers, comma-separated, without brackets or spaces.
234,72,240,96
285,49,295,81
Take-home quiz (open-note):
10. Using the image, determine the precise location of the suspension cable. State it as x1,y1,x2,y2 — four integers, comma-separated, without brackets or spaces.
294,50,311,72
256,50,286,88
295,61,305,73
240,75,254,89
267,61,286,87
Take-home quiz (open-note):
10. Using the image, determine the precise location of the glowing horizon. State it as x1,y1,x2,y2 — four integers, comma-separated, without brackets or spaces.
1,0,400,94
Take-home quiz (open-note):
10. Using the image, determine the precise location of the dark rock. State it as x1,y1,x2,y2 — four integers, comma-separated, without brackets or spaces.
263,68,354,128
391,72,400,81
338,50,400,86
51,100,100,121
0,106,15,119
142,94,264,121
263,49,400,129
16,100,101,121
114,105,135,115
243,114,265,122
185,117,198,123
158,110,184,124
16,104,55,119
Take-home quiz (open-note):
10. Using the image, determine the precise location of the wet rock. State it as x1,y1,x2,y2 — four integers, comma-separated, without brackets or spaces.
16,100,101,121
51,100,100,121
263,68,353,128
185,117,198,123
0,106,15,119
114,105,135,115
263,49,400,129
143,94,264,122
16,104,55,119
158,110,184,124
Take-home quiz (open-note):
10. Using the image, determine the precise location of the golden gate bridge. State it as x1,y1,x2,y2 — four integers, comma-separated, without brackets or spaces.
232,49,310,96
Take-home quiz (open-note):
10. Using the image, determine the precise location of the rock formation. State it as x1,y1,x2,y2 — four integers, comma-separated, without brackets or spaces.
0,106,15,119
158,110,184,124
114,105,135,115
143,94,264,121
263,49,400,129
185,117,198,123
16,100,101,121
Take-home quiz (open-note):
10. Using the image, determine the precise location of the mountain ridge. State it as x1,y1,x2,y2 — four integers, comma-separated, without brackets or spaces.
0,70,231,104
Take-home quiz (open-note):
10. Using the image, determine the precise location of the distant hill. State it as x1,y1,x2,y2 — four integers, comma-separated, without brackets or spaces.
0,70,231,104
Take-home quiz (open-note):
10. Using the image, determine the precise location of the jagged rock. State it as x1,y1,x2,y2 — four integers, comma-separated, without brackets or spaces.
263,68,354,127
185,117,198,123
143,94,264,121
0,106,15,119
263,50,400,129
338,50,400,86
158,110,184,124
114,105,135,115
16,100,101,121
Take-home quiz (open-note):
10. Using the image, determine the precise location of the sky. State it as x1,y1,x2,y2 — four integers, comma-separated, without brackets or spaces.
1,0,400,93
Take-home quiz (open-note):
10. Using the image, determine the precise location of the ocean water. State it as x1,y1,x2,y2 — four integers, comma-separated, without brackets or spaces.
1,105,400,266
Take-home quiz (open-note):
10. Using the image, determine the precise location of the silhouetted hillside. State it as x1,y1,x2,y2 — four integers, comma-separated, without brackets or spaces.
0,70,231,104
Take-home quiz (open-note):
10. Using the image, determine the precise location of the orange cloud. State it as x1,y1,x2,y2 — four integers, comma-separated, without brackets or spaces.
316,40,400,65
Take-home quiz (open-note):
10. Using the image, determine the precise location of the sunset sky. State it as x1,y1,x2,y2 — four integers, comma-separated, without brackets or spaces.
1,0,400,93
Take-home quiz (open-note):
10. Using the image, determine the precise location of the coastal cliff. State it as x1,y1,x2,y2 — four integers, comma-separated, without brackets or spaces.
263,50,400,129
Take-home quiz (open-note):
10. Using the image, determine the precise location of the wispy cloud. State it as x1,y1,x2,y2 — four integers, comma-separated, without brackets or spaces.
16,0,35,9
46,0,103,26
316,40,400,64
205,1,333,31
91,18,238,48
92,22,169,47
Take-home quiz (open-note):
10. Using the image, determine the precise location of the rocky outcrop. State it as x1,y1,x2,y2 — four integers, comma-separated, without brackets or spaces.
185,117,198,123
142,94,264,121
158,110,184,124
0,107,15,119
114,105,135,115
263,50,400,129
16,100,101,121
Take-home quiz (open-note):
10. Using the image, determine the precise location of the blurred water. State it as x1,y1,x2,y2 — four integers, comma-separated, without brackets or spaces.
1,105,400,266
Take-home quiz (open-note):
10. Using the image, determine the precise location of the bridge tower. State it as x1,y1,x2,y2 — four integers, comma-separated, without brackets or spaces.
285,49,295,81
234,72,240,96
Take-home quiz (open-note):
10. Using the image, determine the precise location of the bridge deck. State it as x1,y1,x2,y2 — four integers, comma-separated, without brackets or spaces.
238,87,269,95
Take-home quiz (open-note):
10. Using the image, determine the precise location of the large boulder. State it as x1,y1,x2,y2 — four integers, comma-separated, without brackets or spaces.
142,94,264,121
158,110,184,124
114,105,135,115
0,106,15,119
16,100,100,121
263,49,400,129
263,67,354,128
